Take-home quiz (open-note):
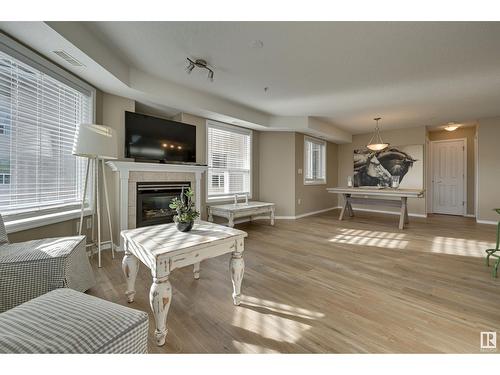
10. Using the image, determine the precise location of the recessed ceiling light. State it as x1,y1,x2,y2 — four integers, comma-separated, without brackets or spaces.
251,40,264,49
444,122,460,131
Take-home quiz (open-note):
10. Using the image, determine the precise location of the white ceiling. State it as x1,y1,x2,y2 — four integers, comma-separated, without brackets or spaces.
82,21,500,133
1,21,499,138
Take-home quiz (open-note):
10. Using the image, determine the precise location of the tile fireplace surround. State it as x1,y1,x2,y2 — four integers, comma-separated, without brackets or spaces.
106,161,207,250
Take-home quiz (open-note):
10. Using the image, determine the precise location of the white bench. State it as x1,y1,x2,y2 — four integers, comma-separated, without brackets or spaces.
208,201,275,227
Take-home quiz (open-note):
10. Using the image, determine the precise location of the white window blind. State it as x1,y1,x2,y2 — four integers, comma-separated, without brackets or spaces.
304,136,326,184
207,122,252,199
0,49,91,216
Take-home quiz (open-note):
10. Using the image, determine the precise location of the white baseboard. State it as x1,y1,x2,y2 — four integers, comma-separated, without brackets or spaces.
476,219,498,225
347,207,427,218
464,214,476,218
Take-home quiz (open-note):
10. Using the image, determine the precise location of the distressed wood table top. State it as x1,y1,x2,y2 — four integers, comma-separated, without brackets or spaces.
209,201,275,212
121,221,247,258
327,187,424,198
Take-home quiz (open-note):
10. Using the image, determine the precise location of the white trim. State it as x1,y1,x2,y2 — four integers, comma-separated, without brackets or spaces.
429,138,467,216
205,120,253,201
476,219,497,225
303,135,327,185
464,214,476,218
348,207,428,218
5,208,93,234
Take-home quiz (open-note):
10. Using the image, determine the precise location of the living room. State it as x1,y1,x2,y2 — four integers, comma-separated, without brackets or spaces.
1,1,500,373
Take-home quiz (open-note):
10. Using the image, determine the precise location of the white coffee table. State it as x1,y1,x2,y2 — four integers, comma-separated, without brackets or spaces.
208,201,275,227
121,221,247,346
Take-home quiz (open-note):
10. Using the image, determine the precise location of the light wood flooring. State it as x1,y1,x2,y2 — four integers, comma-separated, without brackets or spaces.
88,209,500,353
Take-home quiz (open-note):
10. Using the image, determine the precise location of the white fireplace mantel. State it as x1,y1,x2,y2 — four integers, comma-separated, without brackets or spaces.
106,160,207,250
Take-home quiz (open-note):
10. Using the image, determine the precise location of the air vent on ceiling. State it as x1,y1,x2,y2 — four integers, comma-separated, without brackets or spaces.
52,50,85,67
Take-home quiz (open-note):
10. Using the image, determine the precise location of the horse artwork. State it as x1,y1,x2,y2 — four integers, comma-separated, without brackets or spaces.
353,145,424,189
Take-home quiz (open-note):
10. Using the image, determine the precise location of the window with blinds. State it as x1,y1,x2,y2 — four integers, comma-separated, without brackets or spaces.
304,136,327,184
0,49,91,217
207,121,252,199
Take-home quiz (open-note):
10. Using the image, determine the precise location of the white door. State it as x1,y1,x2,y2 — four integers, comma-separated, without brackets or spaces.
432,140,465,215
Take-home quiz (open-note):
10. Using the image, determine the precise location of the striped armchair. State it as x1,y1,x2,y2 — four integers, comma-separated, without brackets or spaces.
0,214,96,312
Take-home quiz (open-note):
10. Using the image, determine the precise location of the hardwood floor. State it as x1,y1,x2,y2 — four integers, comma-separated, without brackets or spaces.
88,209,500,353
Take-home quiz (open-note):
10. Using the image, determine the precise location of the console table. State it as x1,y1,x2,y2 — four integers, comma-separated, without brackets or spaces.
327,187,424,229
121,221,247,346
208,201,275,227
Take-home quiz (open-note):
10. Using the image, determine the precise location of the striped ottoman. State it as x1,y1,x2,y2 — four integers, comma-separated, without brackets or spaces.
0,288,149,353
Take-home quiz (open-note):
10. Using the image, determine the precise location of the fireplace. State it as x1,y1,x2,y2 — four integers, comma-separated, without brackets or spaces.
136,181,191,227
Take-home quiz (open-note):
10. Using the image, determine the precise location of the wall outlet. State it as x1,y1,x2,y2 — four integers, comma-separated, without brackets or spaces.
297,198,302,205
298,168,303,175
76,217,92,233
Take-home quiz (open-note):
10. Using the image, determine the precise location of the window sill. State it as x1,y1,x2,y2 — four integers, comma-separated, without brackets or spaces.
304,181,327,186
207,194,253,204
4,208,93,234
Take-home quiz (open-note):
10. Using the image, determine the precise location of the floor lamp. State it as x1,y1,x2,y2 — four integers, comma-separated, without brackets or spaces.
73,123,118,268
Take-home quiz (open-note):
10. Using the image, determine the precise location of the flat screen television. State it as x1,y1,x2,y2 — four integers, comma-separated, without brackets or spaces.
125,111,196,163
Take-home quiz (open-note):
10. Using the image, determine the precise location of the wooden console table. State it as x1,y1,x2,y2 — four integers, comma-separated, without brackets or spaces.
121,221,247,346
326,187,424,229
208,201,275,227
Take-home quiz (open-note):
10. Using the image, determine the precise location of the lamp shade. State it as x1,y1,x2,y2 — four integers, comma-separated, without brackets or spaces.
72,123,118,159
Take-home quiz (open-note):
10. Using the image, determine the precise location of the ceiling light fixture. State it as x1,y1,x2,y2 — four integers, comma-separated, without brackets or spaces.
367,117,389,151
186,58,214,82
444,122,460,132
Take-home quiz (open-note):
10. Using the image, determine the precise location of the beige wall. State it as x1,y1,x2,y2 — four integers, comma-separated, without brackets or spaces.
294,133,338,216
428,126,476,216
338,126,427,216
259,132,296,217
477,117,500,222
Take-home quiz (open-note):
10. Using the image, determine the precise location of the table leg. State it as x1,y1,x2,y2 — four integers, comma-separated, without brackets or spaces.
230,251,244,306
270,207,275,226
150,276,172,346
122,251,139,303
193,262,200,280
347,196,354,217
228,213,235,228
399,197,408,230
339,194,351,220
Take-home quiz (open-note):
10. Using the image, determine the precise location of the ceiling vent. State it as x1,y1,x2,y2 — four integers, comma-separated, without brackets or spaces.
52,50,85,67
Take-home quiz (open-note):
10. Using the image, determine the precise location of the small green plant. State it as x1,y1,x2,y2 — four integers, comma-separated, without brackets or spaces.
169,187,200,223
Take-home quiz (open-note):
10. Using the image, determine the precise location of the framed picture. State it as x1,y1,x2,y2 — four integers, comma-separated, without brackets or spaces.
353,145,423,189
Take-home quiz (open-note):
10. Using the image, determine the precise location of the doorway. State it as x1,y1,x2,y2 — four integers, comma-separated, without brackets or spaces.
431,139,466,216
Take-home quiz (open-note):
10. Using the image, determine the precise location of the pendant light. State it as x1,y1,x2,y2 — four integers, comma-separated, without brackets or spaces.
367,117,389,151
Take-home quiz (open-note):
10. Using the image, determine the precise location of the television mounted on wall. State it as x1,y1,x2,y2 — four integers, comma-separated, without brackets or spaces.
125,111,196,163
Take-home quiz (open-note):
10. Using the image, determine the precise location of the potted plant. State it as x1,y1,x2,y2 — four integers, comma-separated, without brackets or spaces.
169,187,200,232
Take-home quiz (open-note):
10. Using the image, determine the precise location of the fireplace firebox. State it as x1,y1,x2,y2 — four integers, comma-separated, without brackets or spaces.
136,181,191,227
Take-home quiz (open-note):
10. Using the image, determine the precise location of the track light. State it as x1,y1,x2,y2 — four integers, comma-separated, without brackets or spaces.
186,60,195,74
186,57,215,82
